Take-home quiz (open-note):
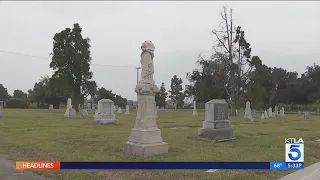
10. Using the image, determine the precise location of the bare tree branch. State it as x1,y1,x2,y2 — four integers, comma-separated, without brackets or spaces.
212,30,230,53
241,66,253,78
224,86,231,97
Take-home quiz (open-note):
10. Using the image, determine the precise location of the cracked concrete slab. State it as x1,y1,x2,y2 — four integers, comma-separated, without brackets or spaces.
0,154,45,180
279,162,320,180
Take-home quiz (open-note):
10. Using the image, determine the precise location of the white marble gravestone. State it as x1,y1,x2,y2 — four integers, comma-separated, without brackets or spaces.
264,110,269,119
125,105,130,114
236,109,238,115
94,101,100,119
80,109,88,118
64,98,73,118
280,107,285,117
261,113,265,119
93,99,117,124
94,109,98,119
124,41,168,157
67,98,72,108
268,107,273,118
243,101,253,121
97,101,101,113
49,104,53,109
198,99,235,142
303,111,311,120
274,106,279,117
117,107,122,114
192,101,198,116
156,106,159,110
88,103,91,110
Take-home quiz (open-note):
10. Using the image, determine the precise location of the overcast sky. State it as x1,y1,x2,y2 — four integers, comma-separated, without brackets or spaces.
0,1,319,101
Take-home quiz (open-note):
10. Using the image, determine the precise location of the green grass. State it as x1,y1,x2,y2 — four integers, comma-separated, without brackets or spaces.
0,109,319,180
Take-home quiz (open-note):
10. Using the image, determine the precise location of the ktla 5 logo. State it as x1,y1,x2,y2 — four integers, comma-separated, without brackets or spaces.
285,138,304,162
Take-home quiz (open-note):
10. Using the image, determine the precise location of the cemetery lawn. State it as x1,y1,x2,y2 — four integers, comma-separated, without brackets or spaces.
0,109,320,180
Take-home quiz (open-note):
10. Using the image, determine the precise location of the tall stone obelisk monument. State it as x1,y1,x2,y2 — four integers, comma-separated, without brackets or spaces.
124,41,168,157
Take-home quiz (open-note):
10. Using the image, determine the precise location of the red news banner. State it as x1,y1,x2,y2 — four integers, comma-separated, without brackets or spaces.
16,161,60,170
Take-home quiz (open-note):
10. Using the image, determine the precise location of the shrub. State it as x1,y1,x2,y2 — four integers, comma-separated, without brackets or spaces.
6,99,28,109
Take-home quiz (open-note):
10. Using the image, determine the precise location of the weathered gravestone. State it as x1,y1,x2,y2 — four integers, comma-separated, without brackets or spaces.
80,109,88,118
93,99,117,124
268,107,273,118
192,101,198,116
117,107,122,114
198,99,235,142
243,101,253,121
64,98,73,118
49,104,53,109
279,107,285,117
156,106,159,110
261,113,265,119
94,109,98,119
303,112,311,120
264,110,269,119
93,101,100,119
87,103,91,110
124,41,168,157
67,108,76,118
125,105,130,114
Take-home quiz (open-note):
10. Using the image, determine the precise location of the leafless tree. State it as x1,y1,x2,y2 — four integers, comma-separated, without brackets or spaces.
212,6,253,115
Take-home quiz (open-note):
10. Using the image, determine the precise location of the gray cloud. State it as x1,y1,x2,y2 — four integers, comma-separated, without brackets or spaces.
0,1,319,100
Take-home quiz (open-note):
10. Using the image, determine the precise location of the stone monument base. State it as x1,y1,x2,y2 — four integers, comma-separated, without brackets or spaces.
243,117,254,121
64,108,76,118
124,128,168,157
124,141,168,158
64,111,69,118
93,118,117,125
192,109,198,116
198,128,235,142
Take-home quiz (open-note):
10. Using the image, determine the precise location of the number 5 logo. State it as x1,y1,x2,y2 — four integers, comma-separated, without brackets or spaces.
288,145,301,161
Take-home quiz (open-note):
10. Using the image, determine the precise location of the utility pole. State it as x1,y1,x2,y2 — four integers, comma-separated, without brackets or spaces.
136,67,141,85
